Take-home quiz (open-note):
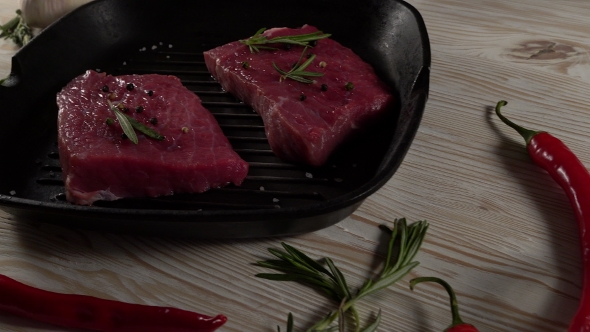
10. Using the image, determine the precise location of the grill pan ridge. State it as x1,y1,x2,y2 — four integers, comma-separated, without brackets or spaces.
0,0,430,238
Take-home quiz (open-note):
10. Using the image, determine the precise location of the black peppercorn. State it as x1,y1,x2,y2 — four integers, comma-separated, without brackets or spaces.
126,83,134,91
135,106,144,113
102,85,109,92
284,44,292,50
321,84,328,91
147,90,154,96
121,133,128,140
149,117,158,125
299,94,306,101
309,40,318,47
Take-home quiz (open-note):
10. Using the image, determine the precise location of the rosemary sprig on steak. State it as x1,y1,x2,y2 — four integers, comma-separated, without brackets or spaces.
272,47,324,84
240,27,331,53
108,101,165,144
256,218,429,331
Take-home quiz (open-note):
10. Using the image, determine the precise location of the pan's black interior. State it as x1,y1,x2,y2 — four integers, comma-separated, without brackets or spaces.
0,0,430,238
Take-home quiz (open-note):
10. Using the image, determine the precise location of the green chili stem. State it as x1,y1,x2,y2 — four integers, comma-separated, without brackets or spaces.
410,277,465,328
494,100,541,145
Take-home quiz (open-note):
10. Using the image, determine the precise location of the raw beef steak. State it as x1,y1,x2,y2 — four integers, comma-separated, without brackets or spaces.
57,70,249,205
204,25,394,166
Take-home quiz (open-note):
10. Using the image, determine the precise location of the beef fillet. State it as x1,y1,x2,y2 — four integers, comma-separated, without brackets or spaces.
204,25,394,166
57,70,249,205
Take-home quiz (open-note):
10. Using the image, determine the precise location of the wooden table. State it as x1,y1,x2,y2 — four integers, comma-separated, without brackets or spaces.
1,0,589,331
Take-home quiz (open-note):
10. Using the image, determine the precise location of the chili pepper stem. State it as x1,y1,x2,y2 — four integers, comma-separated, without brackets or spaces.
410,277,466,328
494,100,541,145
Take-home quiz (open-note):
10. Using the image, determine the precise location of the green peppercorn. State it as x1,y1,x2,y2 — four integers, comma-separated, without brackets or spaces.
105,118,114,126
345,82,354,91
241,61,250,69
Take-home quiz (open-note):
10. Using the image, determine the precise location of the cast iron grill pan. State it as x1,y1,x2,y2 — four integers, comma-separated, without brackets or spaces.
0,0,430,238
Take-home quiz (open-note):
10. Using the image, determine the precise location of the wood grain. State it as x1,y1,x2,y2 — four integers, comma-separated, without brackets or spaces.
1,0,590,331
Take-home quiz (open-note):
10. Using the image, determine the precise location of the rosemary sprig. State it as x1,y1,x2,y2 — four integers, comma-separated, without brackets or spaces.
240,27,331,53
272,47,324,84
107,101,165,144
0,10,33,47
257,218,429,332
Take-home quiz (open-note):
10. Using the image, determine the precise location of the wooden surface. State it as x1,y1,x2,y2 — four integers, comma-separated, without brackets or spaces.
1,0,589,331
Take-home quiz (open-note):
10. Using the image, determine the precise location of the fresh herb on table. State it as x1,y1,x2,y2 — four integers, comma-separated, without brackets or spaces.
256,218,429,331
273,47,324,84
107,101,165,144
0,10,33,47
240,27,331,53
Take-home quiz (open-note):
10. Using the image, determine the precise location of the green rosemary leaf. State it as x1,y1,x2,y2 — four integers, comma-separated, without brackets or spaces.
359,309,381,332
297,53,317,71
325,258,351,300
240,28,331,53
267,248,318,274
272,49,324,84
292,71,325,77
361,261,420,298
109,101,138,144
281,243,332,275
124,114,165,141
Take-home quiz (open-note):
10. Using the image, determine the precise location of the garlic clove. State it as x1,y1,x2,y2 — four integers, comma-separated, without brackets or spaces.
20,0,93,29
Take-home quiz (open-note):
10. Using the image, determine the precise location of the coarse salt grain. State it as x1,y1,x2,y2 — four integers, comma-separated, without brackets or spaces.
260,186,265,191
334,178,343,183
9,190,16,195
273,198,279,203
305,172,313,178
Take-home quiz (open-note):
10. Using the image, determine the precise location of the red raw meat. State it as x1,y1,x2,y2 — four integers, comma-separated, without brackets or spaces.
57,70,249,205
204,25,394,166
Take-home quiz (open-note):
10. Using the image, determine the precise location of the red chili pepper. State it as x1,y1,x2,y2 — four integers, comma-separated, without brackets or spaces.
495,100,590,331
410,277,479,332
0,274,227,332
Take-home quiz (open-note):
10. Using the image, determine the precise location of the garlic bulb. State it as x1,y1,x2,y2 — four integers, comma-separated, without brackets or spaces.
20,0,93,29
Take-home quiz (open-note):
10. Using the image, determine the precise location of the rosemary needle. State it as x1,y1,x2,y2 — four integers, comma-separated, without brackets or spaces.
272,47,324,84
240,27,331,53
107,101,165,144
256,218,429,332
